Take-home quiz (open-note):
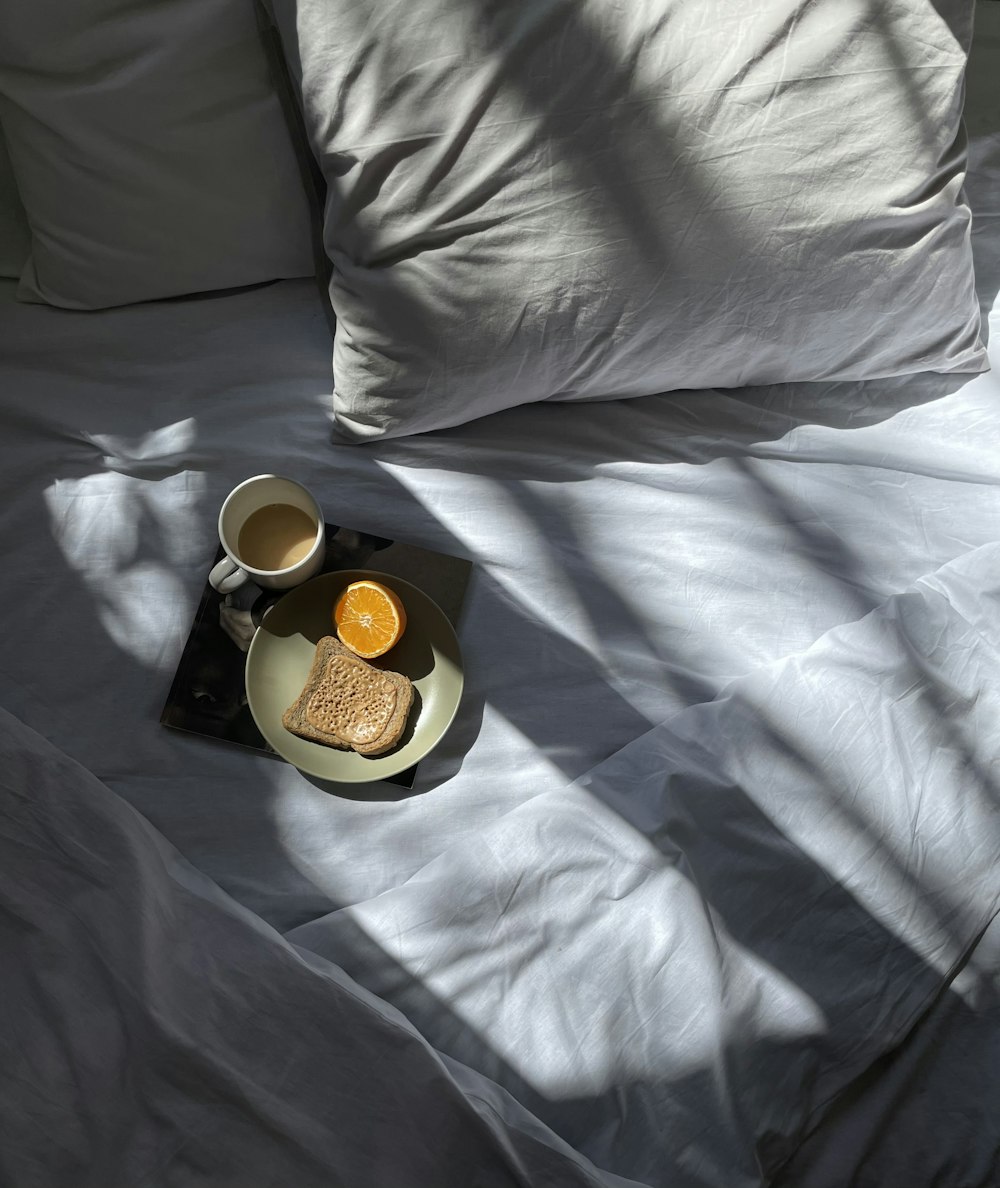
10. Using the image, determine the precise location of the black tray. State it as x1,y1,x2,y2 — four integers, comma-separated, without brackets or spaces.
161,524,473,789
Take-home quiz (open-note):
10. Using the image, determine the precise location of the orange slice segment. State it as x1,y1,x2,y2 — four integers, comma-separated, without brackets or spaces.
333,579,407,659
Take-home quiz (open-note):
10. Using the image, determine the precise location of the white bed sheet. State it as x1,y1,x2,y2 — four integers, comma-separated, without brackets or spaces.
1,257,997,929
0,703,639,1188
1,48,1000,1186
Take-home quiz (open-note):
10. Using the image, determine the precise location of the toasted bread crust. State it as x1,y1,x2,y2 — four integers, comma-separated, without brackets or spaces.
282,636,413,757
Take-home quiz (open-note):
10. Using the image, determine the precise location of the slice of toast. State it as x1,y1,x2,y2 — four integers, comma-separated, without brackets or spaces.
282,636,414,757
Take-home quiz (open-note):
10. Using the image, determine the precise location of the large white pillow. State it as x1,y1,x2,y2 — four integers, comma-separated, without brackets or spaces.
0,125,29,279
269,0,987,441
0,0,315,309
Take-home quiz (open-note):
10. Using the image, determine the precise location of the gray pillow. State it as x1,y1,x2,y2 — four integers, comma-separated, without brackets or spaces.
0,0,314,309
270,0,987,441
0,125,29,280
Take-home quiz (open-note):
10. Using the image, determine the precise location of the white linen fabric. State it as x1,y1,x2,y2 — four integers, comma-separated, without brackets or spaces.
0,0,314,309
0,706,630,1188
270,0,986,440
1,269,1000,1183
288,539,1000,1183
0,126,29,278
0,14,998,1184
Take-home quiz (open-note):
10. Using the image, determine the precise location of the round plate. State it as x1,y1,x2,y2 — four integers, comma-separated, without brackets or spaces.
245,570,464,782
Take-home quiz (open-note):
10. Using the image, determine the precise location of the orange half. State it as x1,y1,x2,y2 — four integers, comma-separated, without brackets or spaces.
333,579,407,659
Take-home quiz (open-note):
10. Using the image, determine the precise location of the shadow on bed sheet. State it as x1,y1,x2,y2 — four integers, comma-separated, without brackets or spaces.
333,393,1000,1185
0,447,347,901
10,380,1000,1177
772,911,1000,1187
295,797,1000,1188
376,358,984,477
18,363,978,888
4,400,674,923
290,531,1000,1180
11,442,999,1182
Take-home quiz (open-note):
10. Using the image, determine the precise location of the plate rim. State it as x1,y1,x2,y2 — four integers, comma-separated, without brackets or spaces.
245,568,464,782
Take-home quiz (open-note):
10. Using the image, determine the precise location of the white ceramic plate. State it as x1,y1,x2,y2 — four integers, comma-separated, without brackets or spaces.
245,570,463,782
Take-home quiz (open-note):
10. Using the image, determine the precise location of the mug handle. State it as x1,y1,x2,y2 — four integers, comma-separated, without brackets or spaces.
209,557,249,594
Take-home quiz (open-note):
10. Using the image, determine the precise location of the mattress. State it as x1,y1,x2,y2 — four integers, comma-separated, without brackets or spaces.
1,10,1000,1184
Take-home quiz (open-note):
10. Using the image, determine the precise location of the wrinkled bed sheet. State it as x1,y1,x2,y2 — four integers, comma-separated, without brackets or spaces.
2,99,1000,1188
1,704,640,1188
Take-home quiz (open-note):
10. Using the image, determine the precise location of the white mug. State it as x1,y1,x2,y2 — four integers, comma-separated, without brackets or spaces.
208,475,326,593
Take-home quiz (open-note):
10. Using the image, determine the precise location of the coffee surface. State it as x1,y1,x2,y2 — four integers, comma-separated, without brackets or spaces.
238,503,317,571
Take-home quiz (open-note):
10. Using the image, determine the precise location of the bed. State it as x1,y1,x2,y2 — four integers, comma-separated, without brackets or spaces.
2,1,1000,1185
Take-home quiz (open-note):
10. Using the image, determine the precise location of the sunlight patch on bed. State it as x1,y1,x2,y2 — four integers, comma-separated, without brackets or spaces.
267,703,573,906
329,784,828,1101
43,461,206,668
86,417,199,479
378,465,562,568
379,463,601,642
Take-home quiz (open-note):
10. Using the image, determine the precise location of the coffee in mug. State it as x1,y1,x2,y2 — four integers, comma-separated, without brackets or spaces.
209,475,326,593
237,503,319,572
